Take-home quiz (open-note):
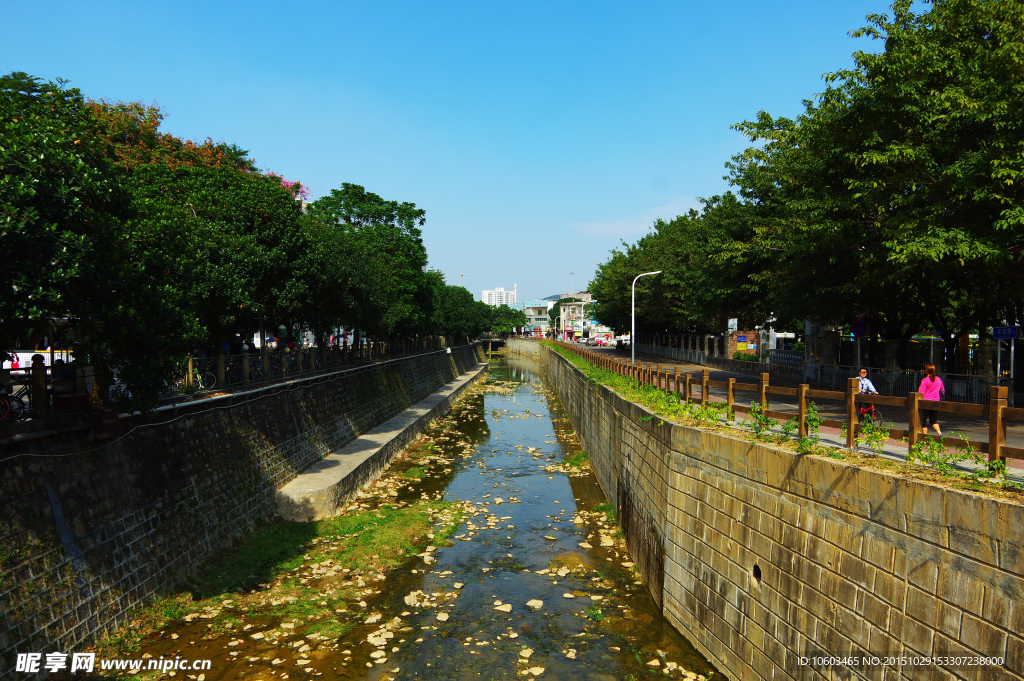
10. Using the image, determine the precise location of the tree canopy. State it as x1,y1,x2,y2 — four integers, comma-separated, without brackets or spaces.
1,75,493,407
591,0,1024,350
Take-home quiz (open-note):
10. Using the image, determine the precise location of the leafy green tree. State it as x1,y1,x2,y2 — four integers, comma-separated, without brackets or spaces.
306,183,429,338
431,281,491,341
0,73,128,356
124,165,308,347
589,194,769,335
1,73,198,403
727,0,1024,359
488,304,527,334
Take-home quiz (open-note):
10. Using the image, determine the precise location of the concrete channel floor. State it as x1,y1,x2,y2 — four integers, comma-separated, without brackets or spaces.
276,361,490,521
591,346,1024,481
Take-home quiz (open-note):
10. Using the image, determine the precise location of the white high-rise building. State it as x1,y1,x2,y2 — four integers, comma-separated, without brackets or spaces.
482,285,517,306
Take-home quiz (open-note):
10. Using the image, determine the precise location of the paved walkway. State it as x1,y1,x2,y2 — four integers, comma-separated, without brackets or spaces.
595,346,1024,478
276,361,490,521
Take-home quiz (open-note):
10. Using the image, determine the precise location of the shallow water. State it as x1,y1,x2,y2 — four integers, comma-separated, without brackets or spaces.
333,356,718,681
135,356,718,681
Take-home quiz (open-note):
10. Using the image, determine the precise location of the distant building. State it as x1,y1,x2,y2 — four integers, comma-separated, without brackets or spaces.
482,285,517,307
559,291,593,302
560,300,588,338
521,299,554,336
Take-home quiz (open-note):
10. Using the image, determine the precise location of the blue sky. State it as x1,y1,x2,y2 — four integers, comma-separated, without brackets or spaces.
5,1,894,301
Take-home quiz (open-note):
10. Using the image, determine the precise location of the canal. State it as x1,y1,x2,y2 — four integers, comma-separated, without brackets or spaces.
125,355,718,681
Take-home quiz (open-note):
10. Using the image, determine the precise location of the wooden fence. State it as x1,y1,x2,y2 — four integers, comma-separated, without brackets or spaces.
551,341,1023,464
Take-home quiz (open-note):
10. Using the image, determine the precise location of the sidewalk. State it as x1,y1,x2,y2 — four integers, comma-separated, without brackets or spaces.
596,345,1024,479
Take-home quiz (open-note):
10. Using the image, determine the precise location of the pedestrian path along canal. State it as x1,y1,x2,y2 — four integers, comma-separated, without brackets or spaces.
122,355,718,681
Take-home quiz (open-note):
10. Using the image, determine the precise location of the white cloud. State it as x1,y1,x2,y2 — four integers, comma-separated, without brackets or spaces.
570,197,700,238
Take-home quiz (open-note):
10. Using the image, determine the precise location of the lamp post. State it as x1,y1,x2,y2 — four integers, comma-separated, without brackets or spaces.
460,273,467,287
556,315,563,341
632,271,662,364
570,272,575,295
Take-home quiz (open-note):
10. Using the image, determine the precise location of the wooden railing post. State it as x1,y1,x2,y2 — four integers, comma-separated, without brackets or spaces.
701,369,710,405
262,349,270,380
989,385,1008,463
186,356,194,389
242,352,250,382
217,352,226,386
280,346,288,377
684,373,692,403
846,377,858,448
798,384,808,439
673,367,679,393
759,372,770,410
908,392,921,449
31,356,47,418
727,378,735,411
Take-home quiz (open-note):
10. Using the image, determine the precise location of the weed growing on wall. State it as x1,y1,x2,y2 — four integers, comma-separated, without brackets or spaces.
542,341,1024,501
747,401,778,441
855,418,892,456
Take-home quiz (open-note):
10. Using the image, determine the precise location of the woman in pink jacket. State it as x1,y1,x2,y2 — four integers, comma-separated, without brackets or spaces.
918,363,944,436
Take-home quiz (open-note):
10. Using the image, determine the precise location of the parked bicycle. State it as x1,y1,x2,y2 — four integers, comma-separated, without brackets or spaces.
1,383,27,420
857,402,884,426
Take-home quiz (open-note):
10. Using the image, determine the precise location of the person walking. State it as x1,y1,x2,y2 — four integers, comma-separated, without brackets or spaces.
918,363,944,437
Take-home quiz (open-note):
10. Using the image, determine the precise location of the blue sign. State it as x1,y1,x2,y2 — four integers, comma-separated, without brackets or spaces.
851,320,868,338
993,326,1019,340
737,335,747,342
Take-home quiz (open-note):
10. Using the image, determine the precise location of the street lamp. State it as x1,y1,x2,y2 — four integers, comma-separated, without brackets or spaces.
631,271,662,364
460,274,467,287
556,315,563,341
570,272,575,295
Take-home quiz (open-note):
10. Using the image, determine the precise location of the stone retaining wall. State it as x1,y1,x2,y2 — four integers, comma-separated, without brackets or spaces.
539,344,1024,681
0,344,483,675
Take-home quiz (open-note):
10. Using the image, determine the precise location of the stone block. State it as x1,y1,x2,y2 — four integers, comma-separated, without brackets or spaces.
958,613,1007,657
936,567,987,619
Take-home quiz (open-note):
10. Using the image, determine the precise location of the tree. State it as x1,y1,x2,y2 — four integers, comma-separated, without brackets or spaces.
306,183,430,338
87,100,259,172
726,0,1024,358
1,73,129,357
432,281,491,340
589,194,770,335
488,304,527,334
124,164,308,348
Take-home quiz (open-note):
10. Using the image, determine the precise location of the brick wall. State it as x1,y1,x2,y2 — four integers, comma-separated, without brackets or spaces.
540,345,1024,681
0,344,483,675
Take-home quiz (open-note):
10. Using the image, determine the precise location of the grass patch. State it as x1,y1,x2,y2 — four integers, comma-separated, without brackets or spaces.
404,466,427,479
94,499,456,657
593,502,617,524
543,341,1024,504
564,450,589,469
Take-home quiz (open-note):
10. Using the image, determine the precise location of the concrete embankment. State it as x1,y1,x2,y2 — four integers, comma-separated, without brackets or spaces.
275,360,488,520
0,343,483,674
537,342,1024,681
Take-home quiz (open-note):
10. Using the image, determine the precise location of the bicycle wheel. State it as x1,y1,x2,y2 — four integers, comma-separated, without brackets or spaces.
8,397,25,420
871,410,884,426
201,372,217,389
0,397,10,421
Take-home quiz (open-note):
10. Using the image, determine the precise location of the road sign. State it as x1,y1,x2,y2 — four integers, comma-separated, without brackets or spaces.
993,326,1019,340
852,320,868,338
